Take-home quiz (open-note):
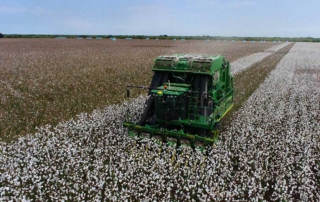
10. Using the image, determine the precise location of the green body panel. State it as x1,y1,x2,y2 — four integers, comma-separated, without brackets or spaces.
151,84,190,96
124,54,234,148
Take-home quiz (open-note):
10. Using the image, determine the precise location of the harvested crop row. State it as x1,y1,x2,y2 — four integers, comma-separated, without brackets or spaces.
1,43,318,201
222,42,295,129
231,42,291,75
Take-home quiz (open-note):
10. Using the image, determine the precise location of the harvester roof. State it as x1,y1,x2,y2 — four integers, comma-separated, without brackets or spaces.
152,54,225,75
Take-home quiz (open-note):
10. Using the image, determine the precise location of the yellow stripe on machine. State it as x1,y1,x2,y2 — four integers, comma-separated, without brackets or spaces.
217,104,234,122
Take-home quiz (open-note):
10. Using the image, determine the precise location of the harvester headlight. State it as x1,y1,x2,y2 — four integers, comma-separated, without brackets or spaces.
157,91,163,95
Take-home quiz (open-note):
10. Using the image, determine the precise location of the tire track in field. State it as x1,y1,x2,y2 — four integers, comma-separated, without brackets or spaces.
221,42,295,131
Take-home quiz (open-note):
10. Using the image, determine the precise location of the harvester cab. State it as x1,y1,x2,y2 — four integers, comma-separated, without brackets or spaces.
124,54,233,150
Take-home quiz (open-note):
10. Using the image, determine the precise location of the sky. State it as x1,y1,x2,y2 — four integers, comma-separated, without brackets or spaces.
0,0,319,37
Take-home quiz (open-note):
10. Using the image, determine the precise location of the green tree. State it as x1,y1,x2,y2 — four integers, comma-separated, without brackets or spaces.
0,33,4,38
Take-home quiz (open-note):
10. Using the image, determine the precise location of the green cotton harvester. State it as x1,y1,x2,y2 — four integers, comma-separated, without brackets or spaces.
123,54,233,150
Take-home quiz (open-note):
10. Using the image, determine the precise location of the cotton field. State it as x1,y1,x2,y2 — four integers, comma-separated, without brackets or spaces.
0,38,275,140
0,42,319,201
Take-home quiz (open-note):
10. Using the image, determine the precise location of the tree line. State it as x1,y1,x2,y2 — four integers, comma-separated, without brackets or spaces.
1,33,320,42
